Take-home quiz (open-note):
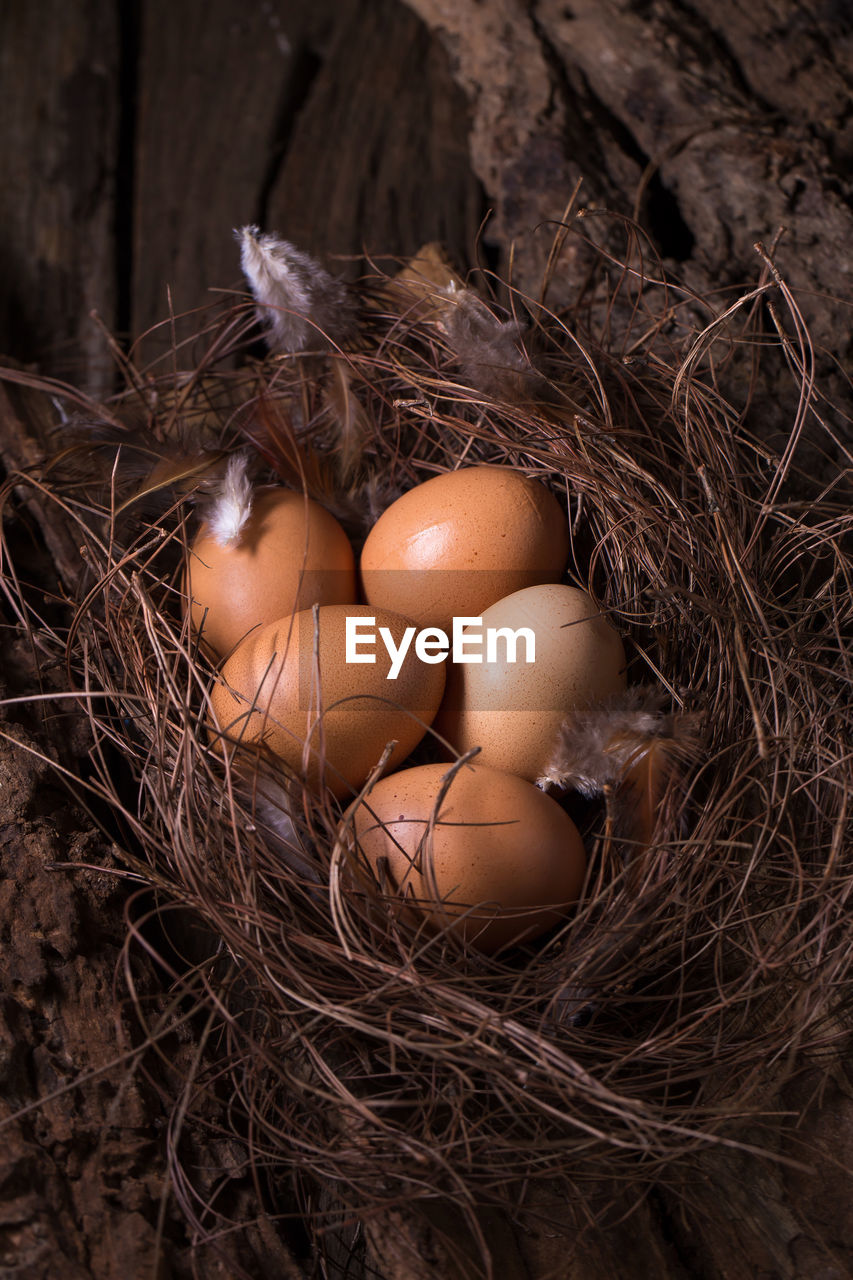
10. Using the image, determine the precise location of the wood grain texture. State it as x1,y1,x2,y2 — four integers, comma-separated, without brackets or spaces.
264,0,485,275
2,2,853,1275
131,0,300,365
132,0,485,367
0,0,119,393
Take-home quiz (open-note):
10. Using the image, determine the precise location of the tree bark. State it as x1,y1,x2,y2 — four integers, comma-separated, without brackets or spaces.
402,0,853,361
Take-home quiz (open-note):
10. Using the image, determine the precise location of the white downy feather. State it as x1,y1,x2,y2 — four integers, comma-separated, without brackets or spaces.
207,453,254,547
235,224,357,353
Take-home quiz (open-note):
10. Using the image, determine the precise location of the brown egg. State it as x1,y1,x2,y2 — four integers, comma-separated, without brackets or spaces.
209,604,445,800
359,465,569,631
187,487,356,657
347,762,586,953
435,584,626,781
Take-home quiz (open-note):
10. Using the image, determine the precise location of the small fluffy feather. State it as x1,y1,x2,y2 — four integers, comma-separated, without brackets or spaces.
323,358,371,483
236,225,358,353
247,780,320,885
538,687,671,796
539,687,701,852
207,452,254,547
363,473,405,525
440,286,550,402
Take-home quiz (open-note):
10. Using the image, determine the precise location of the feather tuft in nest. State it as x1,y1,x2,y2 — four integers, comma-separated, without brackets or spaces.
206,450,254,546
236,223,358,352
540,686,703,851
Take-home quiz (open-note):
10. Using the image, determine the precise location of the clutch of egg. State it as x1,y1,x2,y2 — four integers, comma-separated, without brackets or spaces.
192,465,623,949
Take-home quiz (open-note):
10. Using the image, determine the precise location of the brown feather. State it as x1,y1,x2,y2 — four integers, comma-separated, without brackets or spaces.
116,450,229,516
381,242,464,322
239,389,340,506
441,287,554,405
323,358,371,483
541,686,702,857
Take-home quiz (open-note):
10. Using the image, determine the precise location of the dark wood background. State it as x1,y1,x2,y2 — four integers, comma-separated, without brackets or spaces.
1,2,852,1277
0,0,486,391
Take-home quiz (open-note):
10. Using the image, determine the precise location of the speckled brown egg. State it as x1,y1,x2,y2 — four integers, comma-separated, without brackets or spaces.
187,488,356,658
435,584,626,781
209,604,445,800
347,762,586,953
359,465,570,631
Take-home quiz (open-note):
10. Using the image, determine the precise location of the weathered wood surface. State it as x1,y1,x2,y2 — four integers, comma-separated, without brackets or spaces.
0,2,120,392
0,0,482,385
1,0,852,1276
402,0,853,359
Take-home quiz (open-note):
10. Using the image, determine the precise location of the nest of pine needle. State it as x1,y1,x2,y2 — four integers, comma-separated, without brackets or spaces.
2,220,851,1260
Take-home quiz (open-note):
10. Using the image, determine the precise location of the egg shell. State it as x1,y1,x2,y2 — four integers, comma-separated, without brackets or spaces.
359,465,570,631
209,604,445,800
435,584,626,781
347,762,586,953
187,487,356,657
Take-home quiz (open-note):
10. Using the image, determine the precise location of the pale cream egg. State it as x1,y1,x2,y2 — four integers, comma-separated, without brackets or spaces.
435,583,626,781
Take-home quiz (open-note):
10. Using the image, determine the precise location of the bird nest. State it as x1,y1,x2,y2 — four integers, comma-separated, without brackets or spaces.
2,219,851,1269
